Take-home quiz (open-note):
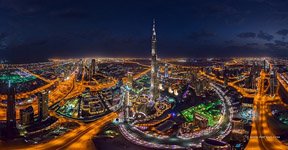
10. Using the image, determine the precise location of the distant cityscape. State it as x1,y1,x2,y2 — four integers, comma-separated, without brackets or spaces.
0,21,288,150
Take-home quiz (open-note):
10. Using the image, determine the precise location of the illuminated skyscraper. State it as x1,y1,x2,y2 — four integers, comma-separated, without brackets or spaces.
6,82,16,129
4,81,19,138
270,69,277,96
150,19,159,101
88,59,95,81
77,95,83,118
37,91,49,122
91,59,96,76
20,106,34,126
195,79,204,96
127,72,133,88
76,59,84,82
164,64,169,78
124,90,131,122
79,59,83,72
263,59,270,72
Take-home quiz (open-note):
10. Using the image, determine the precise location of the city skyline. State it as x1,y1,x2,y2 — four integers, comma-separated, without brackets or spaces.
1,1,288,150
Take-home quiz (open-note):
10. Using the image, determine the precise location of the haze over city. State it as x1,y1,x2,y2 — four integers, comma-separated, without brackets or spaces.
1,0,288,63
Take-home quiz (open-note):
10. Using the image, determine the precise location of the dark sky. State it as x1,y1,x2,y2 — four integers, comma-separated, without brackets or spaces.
1,0,288,63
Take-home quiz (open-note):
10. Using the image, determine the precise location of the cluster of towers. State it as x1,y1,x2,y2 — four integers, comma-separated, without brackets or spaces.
5,82,49,138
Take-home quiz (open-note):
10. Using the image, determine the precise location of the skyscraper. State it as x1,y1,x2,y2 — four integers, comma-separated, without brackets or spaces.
150,19,160,101
91,59,96,76
79,59,83,74
20,106,34,126
270,69,277,96
88,59,94,81
77,95,83,118
164,64,169,78
37,91,49,122
6,82,16,129
127,72,133,88
124,90,131,123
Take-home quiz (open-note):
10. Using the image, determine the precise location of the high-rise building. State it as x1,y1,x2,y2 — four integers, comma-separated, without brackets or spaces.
88,60,93,81
127,72,133,88
79,59,83,73
20,106,34,126
6,82,16,129
37,91,49,122
270,69,277,96
250,63,258,89
263,59,270,72
191,71,197,86
164,64,169,78
124,90,131,122
150,19,160,101
77,60,84,82
91,59,96,76
279,77,288,103
195,79,204,96
77,95,83,118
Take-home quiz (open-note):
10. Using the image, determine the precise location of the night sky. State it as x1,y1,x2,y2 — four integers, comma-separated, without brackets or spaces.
1,0,288,63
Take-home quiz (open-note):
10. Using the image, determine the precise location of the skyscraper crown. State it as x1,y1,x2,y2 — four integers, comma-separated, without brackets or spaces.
152,19,156,37
151,19,157,56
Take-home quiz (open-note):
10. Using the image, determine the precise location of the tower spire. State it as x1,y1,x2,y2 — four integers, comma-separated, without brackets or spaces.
150,19,159,101
152,19,156,36
151,19,157,56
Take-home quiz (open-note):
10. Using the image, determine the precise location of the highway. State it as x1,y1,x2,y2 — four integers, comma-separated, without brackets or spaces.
245,71,288,150
0,60,151,149
199,70,255,98
4,58,288,150
60,112,118,150
198,65,288,149
0,112,118,150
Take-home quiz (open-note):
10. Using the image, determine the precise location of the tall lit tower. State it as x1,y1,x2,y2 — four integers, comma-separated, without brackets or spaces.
37,91,49,122
124,90,131,122
164,64,169,78
150,19,160,101
91,59,96,76
6,81,16,129
270,69,277,96
127,72,133,89
4,81,20,138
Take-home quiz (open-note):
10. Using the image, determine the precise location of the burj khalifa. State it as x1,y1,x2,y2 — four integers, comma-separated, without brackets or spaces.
150,19,159,101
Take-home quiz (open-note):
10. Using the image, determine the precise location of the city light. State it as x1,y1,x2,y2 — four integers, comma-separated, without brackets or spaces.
1,1,288,149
